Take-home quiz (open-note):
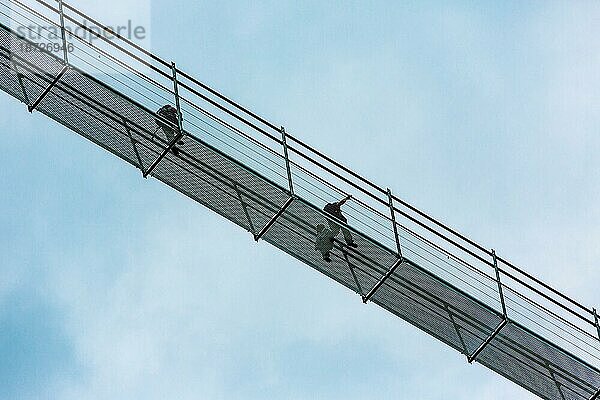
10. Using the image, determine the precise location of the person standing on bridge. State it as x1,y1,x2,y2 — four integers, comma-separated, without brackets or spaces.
323,195,357,248
155,104,184,156
315,223,335,262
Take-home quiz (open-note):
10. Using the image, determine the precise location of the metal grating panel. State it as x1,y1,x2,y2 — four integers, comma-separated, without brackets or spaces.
369,260,504,355
0,31,27,102
478,321,600,400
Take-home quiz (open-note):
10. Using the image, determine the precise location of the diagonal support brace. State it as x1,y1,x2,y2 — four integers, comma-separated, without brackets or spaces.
143,131,183,178
28,65,69,112
362,257,403,303
467,318,507,363
589,388,600,400
254,196,294,241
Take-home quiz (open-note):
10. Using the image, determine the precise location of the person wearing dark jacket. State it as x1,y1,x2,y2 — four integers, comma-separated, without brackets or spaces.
315,223,335,262
155,104,183,156
323,195,357,248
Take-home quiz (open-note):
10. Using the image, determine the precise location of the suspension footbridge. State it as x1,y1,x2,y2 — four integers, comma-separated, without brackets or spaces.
1,1,599,398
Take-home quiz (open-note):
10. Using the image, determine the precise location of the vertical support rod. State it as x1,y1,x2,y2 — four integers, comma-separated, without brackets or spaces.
281,126,294,195
386,188,402,258
546,362,566,400
444,304,467,356
593,308,600,341
234,183,256,235
171,62,184,134
343,250,364,297
9,57,29,104
57,0,69,64
123,118,145,176
492,249,507,318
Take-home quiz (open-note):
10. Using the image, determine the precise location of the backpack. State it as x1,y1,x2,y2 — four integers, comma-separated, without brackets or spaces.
155,105,179,130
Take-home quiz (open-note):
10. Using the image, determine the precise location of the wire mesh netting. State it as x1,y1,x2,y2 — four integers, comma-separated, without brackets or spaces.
0,6,599,400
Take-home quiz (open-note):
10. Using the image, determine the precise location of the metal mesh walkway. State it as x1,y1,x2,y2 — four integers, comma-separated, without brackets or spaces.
1,1,599,398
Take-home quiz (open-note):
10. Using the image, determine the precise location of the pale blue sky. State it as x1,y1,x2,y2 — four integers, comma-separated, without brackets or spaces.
1,1,600,399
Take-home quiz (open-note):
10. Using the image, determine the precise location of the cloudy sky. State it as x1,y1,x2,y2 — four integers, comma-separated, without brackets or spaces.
1,1,599,399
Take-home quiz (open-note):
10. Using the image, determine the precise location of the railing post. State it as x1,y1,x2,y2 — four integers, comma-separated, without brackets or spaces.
171,62,184,134
57,0,69,64
280,126,294,195
142,62,185,178
466,249,509,364
492,249,507,318
386,188,402,259
593,308,600,341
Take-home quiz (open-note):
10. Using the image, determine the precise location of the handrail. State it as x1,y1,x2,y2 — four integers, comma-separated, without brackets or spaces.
59,0,171,69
